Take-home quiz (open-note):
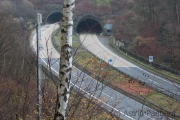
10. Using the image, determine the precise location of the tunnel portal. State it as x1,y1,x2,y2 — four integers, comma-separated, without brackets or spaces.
76,19,103,34
46,12,62,24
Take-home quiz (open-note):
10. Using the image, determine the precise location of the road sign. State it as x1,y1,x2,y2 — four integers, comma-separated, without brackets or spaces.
149,56,153,62
37,13,42,24
108,58,113,64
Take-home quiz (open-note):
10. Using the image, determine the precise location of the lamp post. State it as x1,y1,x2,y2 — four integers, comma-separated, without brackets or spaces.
36,13,42,120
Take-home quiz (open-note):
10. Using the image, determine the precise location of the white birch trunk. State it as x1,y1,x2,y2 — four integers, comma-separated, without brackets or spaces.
54,0,75,120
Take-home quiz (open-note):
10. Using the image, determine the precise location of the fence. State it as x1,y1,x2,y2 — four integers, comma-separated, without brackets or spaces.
49,31,180,118
81,44,180,99
75,35,180,118
119,47,180,75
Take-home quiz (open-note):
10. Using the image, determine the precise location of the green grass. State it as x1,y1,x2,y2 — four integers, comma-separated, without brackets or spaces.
72,35,78,41
72,41,81,49
52,30,180,119
143,91,180,115
109,38,180,84
74,51,127,83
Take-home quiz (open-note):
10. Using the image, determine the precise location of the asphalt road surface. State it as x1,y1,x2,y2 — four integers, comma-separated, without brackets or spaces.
31,24,173,120
79,34,180,100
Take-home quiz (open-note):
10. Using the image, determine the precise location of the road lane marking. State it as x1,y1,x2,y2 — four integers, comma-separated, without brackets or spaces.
174,84,180,88
125,67,130,70
41,58,135,120
102,92,113,98
148,79,159,85
93,35,134,67
72,83,135,120
93,35,180,90
33,27,161,120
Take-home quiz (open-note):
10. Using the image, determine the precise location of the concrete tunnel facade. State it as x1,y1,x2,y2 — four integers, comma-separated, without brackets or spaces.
46,12,103,34
75,15,103,34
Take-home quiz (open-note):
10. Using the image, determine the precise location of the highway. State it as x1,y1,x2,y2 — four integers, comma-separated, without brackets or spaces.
79,34,180,100
31,24,173,120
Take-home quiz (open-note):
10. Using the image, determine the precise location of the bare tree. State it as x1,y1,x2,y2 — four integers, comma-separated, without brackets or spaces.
0,11,38,120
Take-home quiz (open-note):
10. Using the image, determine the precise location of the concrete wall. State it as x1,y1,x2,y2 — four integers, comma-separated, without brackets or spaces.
112,36,124,47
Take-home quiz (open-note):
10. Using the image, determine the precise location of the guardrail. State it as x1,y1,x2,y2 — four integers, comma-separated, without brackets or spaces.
79,36,180,101
49,29,179,119
74,35,180,119
119,46,180,76
109,37,180,76
73,59,180,119
41,62,135,120
109,37,180,101
31,27,136,120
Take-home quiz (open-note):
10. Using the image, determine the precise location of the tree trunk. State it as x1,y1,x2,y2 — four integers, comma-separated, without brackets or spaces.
54,0,75,120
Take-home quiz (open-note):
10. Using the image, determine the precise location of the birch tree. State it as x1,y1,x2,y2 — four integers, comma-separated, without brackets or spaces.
54,0,75,120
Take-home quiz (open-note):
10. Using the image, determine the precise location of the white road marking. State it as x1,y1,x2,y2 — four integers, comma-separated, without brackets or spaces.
125,67,130,70
93,35,180,88
102,92,113,98
41,58,135,120
94,35,135,67
174,84,180,88
148,79,159,85
32,25,164,120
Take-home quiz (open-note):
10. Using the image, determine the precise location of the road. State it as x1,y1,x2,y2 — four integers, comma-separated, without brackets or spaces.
79,34,180,100
31,24,172,120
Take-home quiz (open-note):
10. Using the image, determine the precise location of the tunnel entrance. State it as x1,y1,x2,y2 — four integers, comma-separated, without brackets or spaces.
76,19,103,34
46,12,62,24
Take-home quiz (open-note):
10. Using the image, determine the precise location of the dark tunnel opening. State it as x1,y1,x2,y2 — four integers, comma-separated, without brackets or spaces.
46,12,62,24
76,19,102,34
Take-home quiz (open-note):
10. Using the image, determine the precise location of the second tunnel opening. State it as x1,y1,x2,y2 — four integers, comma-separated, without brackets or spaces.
76,19,103,34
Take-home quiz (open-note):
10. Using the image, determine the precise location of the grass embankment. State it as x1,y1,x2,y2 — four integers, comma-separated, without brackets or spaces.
109,37,180,84
52,31,180,119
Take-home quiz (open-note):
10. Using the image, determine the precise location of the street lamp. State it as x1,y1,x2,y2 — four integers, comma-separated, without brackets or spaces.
36,13,42,120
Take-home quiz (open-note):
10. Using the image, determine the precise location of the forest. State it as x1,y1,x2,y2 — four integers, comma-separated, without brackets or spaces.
75,0,180,70
0,0,180,119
